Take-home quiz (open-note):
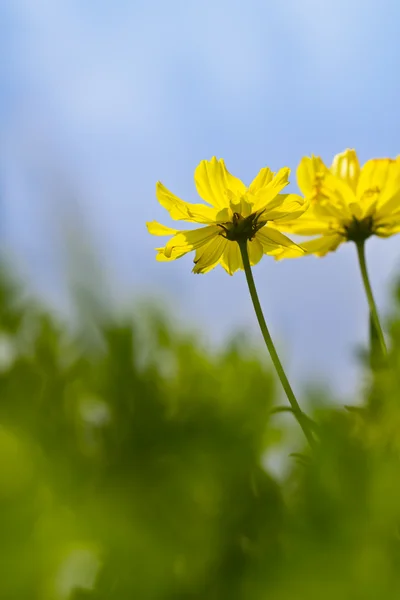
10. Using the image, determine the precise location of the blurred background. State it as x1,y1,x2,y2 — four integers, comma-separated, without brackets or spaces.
2,1,400,598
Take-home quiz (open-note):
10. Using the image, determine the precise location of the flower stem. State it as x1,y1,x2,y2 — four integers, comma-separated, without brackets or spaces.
238,241,316,448
355,240,387,357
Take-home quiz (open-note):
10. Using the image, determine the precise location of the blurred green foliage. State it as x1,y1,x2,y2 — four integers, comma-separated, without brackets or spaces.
2,265,400,599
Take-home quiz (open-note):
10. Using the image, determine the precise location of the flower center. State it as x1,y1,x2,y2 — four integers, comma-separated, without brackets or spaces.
344,216,375,243
218,211,266,242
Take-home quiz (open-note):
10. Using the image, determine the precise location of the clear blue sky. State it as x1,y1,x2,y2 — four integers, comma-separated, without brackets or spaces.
1,0,400,396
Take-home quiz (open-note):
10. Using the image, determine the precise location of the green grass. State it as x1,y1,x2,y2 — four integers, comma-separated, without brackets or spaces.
1,265,400,599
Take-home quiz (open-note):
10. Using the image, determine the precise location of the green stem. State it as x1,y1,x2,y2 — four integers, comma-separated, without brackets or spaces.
238,241,316,449
355,240,387,357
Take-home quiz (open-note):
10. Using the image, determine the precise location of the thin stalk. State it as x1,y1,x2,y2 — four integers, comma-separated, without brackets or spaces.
355,240,387,357
239,241,315,448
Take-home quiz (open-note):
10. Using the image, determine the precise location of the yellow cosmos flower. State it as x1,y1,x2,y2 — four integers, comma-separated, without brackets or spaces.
147,157,307,274
277,149,400,258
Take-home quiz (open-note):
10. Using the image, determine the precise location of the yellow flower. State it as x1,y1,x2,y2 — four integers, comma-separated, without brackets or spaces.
276,149,400,258
147,157,307,275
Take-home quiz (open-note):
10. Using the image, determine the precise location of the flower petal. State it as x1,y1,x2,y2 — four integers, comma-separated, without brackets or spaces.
330,149,360,193
376,191,400,219
156,182,218,223
259,193,309,223
251,167,291,213
313,190,352,220
358,158,396,199
297,155,354,218
221,241,243,275
194,157,246,209
192,236,227,274
156,248,182,262
320,173,356,211
248,167,274,194
297,156,328,196
146,221,178,236
248,238,263,266
360,158,400,217
164,225,220,258
298,234,343,257
375,219,400,237
279,207,335,235
256,226,304,253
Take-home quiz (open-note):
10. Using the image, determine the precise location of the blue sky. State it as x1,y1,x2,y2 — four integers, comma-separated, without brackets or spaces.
1,0,400,396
